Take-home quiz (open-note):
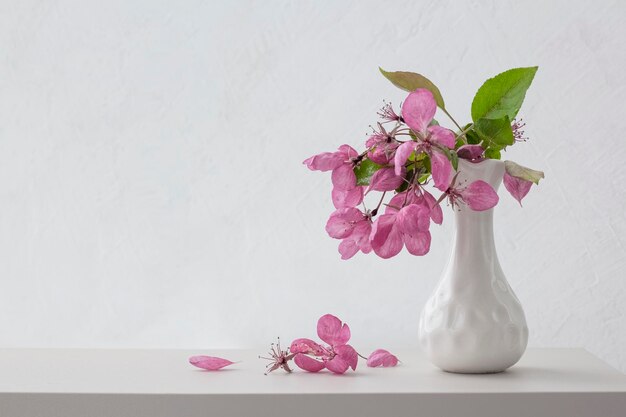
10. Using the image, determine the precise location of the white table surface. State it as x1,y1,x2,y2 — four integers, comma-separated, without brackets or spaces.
0,348,625,417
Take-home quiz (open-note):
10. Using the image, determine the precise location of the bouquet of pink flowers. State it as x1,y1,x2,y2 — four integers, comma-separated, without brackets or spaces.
304,67,544,259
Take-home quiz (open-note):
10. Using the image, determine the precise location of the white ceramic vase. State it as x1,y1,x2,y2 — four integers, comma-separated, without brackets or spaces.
418,159,528,373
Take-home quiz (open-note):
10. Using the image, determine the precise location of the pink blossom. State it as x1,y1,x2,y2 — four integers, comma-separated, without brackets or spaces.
366,123,401,164
303,144,358,191
259,338,295,375
503,172,532,206
331,186,364,209
419,189,444,225
304,145,363,208
366,349,399,367
390,189,443,225
457,144,484,162
290,314,358,374
445,176,499,211
394,89,456,191
325,208,372,259
366,167,405,193
370,199,431,258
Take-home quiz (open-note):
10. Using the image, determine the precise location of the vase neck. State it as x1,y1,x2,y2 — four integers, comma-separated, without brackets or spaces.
453,208,496,254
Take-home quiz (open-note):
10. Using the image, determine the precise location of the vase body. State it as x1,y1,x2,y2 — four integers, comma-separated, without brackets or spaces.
418,159,528,373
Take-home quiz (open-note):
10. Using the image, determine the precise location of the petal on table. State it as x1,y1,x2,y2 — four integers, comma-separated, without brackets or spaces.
335,344,358,371
290,338,325,356
366,349,399,367
188,356,235,370
317,314,351,346
324,356,350,374
294,354,325,372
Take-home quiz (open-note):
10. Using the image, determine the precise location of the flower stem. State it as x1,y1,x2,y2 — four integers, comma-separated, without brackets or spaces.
442,107,463,132
371,191,387,216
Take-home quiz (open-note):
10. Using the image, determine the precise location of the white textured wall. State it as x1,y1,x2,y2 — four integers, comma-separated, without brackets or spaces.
1,0,625,371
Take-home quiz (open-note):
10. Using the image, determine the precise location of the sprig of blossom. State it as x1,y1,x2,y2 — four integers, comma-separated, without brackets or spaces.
260,314,399,375
304,67,545,259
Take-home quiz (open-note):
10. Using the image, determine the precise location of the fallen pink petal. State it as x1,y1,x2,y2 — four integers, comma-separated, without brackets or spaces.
189,356,235,371
367,349,399,367
317,314,351,346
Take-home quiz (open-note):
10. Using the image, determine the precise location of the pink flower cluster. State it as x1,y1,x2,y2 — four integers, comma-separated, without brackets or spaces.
304,88,504,260
288,314,398,374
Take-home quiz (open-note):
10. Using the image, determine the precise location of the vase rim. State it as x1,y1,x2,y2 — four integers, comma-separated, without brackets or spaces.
456,158,504,187
457,158,504,169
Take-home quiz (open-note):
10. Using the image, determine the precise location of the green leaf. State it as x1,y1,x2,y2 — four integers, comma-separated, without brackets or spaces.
438,146,459,171
450,151,459,171
423,153,431,173
465,128,482,145
474,116,514,149
379,67,445,109
471,66,538,122
418,173,430,183
354,159,381,186
484,148,501,160
504,160,544,185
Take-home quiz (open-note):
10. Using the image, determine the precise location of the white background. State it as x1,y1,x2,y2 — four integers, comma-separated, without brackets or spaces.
1,0,625,372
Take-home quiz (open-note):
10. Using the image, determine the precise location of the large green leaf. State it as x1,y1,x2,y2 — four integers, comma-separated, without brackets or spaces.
504,161,544,184
379,67,445,109
471,67,538,122
354,159,382,186
474,116,514,149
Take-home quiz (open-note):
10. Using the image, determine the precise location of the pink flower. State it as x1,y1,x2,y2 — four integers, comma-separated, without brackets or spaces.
366,167,405,193
325,208,372,259
370,197,431,258
394,89,456,191
366,349,399,367
399,188,444,225
290,314,358,374
445,175,499,211
331,186,364,209
503,172,532,206
259,338,295,375
304,145,364,209
457,144,484,162
366,124,400,165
